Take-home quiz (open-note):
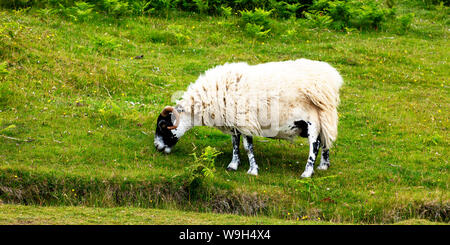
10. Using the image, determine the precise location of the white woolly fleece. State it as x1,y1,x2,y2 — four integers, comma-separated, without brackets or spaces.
175,59,343,148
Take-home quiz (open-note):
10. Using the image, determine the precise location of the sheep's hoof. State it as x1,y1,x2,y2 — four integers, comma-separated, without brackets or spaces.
316,164,329,171
226,161,239,171
300,170,314,178
247,167,258,176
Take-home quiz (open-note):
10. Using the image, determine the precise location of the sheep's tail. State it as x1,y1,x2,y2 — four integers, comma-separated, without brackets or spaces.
303,70,343,148
317,108,338,148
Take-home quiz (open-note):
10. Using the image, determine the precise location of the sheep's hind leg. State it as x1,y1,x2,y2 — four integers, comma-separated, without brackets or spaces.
243,136,258,176
317,147,330,171
301,123,320,178
226,134,241,171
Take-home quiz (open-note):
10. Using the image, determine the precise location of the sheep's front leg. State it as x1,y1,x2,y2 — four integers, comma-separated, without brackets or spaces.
301,124,320,178
226,134,241,171
243,136,258,176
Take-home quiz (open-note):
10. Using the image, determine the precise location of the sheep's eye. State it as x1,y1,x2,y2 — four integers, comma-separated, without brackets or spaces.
158,120,167,129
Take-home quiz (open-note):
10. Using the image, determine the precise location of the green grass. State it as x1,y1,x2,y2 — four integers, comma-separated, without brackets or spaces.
0,204,445,225
0,204,326,225
0,204,446,225
0,2,449,224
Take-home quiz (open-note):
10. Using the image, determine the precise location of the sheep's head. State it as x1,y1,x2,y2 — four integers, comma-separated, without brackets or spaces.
154,106,180,154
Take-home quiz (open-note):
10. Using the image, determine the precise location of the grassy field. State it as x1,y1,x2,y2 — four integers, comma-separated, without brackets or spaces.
0,204,327,225
0,1,448,224
1,204,445,225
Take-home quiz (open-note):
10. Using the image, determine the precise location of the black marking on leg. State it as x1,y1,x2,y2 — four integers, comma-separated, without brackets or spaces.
244,136,258,174
321,148,330,168
307,137,321,166
322,149,329,162
231,136,240,155
302,132,320,177
293,120,309,138
312,137,320,156
244,135,253,150
227,133,241,171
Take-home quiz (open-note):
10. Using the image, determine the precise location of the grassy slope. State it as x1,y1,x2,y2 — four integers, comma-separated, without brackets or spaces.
0,2,449,224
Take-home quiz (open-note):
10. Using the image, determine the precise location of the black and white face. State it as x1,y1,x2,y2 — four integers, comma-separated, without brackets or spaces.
154,113,179,154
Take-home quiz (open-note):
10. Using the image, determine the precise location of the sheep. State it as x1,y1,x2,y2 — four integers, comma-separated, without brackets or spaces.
154,58,343,178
